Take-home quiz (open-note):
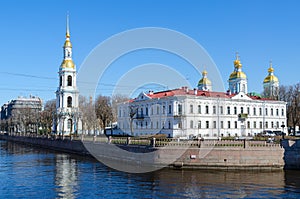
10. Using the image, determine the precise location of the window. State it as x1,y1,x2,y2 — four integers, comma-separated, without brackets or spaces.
276,121,279,128
265,121,268,128
228,121,231,129
178,122,182,129
234,107,237,115
234,121,237,129
168,121,171,129
259,108,262,116
145,121,148,129
67,119,72,130
178,104,182,115
271,121,274,128
220,121,224,128
220,106,223,114
265,108,268,116
213,121,217,129
146,107,148,116
140,108,143,116
190,120,193,128
60,76,62,86
67,75,72,86
156,121,159,129
190,104,193,114
198,121,201,129
151,107,153,115
271,108,273,116
168,105,172,114
213,106,216,114
241,107,244,114
205,105,209,114
254,121,257,128
157,106,160,115
247,121,250,128
247,107,250,115
67,96,72,107
281,109,284,116
227,106,230,115
253,107,256,115
260,121,263,129
206,121,209,129
162,106,165,114
198,105,201,114
276,109,279,116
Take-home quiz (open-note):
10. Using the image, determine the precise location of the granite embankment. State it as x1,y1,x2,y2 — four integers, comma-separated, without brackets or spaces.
1,133,300,170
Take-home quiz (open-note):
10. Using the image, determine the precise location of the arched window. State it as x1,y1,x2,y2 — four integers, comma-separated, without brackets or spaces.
67,119,72,129
67,75,72,86
67,96,72,107
60,76,62,86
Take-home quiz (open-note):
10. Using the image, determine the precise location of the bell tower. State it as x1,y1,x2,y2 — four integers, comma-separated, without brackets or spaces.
54,15,81,136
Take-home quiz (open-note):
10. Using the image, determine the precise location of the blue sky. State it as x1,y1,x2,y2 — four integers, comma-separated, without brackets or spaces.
0,0,299,105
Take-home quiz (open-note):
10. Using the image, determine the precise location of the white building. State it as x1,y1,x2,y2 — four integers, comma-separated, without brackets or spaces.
53,16,81,135
117,55,286,138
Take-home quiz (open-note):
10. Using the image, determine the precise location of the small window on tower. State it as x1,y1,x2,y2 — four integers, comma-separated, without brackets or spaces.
67,75,72,86
60,76,62,86
67,96,72,107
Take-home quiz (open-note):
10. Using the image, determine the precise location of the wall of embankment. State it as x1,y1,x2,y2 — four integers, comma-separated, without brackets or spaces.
1,134,300,170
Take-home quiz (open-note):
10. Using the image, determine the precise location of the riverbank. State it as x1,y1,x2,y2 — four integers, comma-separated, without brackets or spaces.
1,133,299,170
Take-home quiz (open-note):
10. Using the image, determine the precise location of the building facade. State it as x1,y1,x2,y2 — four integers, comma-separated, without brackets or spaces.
53,16,81,135
117,55,287,138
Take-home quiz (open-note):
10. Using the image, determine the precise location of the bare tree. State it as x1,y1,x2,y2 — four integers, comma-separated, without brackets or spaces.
280,83,300,133
95,95,113,135
111,94,129,122
129,104,138,136
40,99,56,135
79,95,99,135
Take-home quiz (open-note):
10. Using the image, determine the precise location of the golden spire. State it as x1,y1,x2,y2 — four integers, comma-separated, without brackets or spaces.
268,60,274,73
263,61,278,83
66,13,70,38
229,52,246,80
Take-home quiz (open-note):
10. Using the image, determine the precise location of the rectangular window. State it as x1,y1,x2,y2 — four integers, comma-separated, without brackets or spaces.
247,107,250,115
276,121,279,128
265,121,268,128
265,108,268,116
163,106,165,114
234,121,238,129
227,106,230,115
220,106,223,114
228,121,231,129
281,109,284,116
213,106,216,114
213,121,216,129
254,121,257,128
247,121,250,128
206,121,209,129
276,109,279,116
178,104,182,115
178,122,182,129
234,107,237,115
241,107,244,114
168,105,172,114
190,104,193,114
220,121,224,129
271,121,274,128
205,105,209,114
198,105,201,114
253,108,256,115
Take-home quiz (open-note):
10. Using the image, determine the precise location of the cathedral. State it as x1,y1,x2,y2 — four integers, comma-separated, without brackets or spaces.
53,16,81,136
117,54,286,138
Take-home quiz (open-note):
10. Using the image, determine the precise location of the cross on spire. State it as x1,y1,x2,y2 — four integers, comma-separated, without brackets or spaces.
235,52,240,60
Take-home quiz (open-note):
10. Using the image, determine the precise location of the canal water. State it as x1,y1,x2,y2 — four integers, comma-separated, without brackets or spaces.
1,140,300,199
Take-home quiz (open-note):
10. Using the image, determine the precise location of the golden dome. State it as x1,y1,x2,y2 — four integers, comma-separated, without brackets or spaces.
234,59,240,66
263,75,278,83
64,39,72,48
229,71,247,80
268,66,274,73
198,77,211,85
60,59,75,69
202,70,208,76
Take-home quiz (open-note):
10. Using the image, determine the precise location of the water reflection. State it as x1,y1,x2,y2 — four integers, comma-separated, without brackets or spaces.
1,140,300,199
55,154,78,199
